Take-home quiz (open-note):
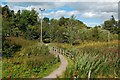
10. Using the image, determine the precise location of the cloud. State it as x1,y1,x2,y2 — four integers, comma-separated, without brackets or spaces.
1,0,120,2
4,2,67,12
100,12,118,20
7,5,26,13
43,10,80,19
81,11,118,20
3,2,118,14
96,3,118,12
85,22,100,27
67,2,118,13
82,12,96,18
1,1,119,27
66,2,118,20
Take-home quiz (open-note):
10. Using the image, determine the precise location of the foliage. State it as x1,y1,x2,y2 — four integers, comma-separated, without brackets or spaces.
2,5,120,78
2,42,59,78
62,41,120,78
2,37,21,58
103,15,119,34
2,5,118,44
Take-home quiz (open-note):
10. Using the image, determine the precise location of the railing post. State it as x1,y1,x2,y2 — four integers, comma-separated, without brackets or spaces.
88,69,91,80
62,49,64,54
52,47,54,51
59,48,61,54
55,47,56,52
56,47,57,52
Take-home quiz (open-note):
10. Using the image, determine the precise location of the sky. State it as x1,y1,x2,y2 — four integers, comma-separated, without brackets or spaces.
1,0,119,27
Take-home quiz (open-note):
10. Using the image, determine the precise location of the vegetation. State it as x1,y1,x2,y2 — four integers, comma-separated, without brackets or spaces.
1,4,120,78
1,5,60,78
2,5,119,45
2,37,60,78
56,40,120,78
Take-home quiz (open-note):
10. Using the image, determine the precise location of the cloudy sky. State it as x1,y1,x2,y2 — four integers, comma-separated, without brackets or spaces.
1,0,119,27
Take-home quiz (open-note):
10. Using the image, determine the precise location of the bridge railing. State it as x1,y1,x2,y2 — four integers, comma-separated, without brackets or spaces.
50,46,92,79
51,46,75,61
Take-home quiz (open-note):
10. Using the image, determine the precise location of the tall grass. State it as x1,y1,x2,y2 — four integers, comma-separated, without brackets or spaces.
6,37,36,47
2,37,60,78
57,40,119,78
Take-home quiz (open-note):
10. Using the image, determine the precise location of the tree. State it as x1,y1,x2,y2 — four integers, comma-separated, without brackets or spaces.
58,16,66,26
103,15,118,34
42,17,50,42
49,18,59,42
15,10,21,28
29,8,38,25
2,5,10,19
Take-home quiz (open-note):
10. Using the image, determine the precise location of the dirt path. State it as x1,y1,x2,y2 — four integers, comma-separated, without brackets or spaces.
44,50,68,78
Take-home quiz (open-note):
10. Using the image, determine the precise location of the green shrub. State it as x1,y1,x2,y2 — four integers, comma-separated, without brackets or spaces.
2,43,59,78
2,38,21,58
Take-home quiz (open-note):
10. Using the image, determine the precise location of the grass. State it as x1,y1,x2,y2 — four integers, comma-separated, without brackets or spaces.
60,55,74,78
2,37,61,78
49,42,72,49
40,62,61,78
54,40,119,78
6,37,37,47
0,61,2,78
3,37,119,78
64,55,74,70
52,40,118,49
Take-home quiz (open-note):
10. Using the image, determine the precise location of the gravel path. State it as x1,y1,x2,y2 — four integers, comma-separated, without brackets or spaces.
44,50,68,78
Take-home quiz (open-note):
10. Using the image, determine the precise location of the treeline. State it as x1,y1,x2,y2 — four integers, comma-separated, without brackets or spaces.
2,5,119,45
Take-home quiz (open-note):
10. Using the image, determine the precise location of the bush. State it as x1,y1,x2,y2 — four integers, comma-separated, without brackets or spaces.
2,38,21,58
2,43,59,78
